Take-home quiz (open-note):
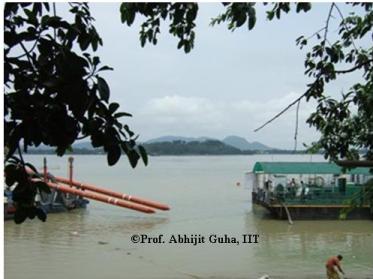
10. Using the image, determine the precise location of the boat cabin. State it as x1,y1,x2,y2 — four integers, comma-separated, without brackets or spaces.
249,162,372,206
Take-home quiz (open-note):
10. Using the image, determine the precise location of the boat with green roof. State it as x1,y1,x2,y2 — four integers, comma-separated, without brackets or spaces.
248,162,373,220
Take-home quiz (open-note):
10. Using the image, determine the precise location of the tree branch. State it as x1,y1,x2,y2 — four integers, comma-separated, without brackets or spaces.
76,135,89,140
305,27,326,41
322,3,334,52
335,59,373,74
334,3,359,52
12,33,41,59
254,84,313,132
19,41,37,74
293,100,301,151
254,4,335,133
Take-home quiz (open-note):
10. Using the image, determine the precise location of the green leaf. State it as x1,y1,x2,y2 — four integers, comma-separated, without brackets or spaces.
93,56,100,66
97,77,110,103
79,33,91,51
36,207,47,222
186,6,198,22
14,207,28,224
114,112,132,118
124,125,135,137
296,3,312,13
98,65,114,72
184,41,191,53
28,206,37,219
120,3,136,25
45,16,62,28
140,35,146,47
236,13,246,27
177,40,184,49
5,164,18,186
138,145,148,166
248,7,256,30
92,36,99,51
127,149,140,168
267,10,275,20
107,144,121,166
34,181,51,194
326,47,339,63
109,102,120,113
43,3,50,11
6,123,23,160
5,175,16,187
120,3,126,22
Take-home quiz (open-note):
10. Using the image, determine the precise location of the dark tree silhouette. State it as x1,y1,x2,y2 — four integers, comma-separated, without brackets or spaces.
4,3,147,223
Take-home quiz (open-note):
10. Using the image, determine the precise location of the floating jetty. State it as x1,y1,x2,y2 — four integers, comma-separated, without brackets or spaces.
4,157,170,220
248,162,373,220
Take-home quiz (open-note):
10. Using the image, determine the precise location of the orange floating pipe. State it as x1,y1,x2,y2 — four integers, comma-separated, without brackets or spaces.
54,176,170,211
26,168,170,211
35,180,155,214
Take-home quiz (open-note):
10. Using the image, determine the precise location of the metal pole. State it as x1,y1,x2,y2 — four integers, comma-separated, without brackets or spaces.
68,157,74,187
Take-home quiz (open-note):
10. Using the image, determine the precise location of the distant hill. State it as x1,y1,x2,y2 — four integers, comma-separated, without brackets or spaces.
146,135,272,151
223,136,273,150
146,136,215,144
222,136,271,151
144,140,255,155
27,135,280,155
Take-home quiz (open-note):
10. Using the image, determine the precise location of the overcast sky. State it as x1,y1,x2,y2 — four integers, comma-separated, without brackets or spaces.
63,3,361,149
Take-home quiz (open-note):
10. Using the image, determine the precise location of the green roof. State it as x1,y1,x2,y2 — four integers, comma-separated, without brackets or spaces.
252,162,371,175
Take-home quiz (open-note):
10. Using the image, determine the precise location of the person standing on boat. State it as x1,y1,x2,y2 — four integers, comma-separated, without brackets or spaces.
287,178,297,197
325,255,345,279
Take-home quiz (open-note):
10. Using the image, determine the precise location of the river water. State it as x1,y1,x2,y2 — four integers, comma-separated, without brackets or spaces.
4,154,373,279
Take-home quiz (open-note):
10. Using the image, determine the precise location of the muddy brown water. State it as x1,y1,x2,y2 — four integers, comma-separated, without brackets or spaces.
5,155,373,279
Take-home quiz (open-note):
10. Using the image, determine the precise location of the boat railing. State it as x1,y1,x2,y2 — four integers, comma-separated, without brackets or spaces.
269,183,369,205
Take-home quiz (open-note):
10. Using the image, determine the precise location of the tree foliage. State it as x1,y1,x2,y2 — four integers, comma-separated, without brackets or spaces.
120,3,199,53
299,3,373,162
5,3,147,165
4,3,147,223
